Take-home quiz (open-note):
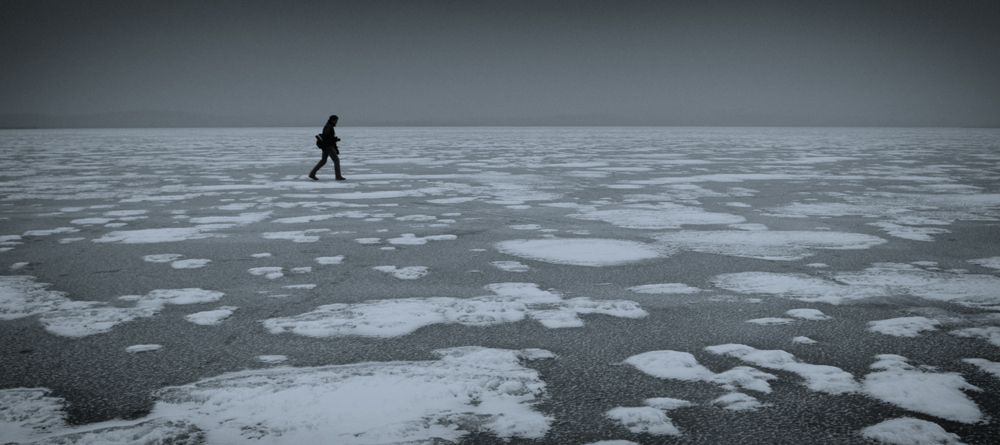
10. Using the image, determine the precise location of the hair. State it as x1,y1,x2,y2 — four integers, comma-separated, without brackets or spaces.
329,115,339,121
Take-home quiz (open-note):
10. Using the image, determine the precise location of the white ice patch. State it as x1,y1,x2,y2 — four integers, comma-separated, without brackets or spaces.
860,417,966,445
126,344,163,353
712,263,1000,308
122,288,225,308
792,336,818,344
387,233,457,245
491,261,530,272
867,317,940,337
863,354,982,424
746,317,794,325
1,276,95,320
867,221,951,242
189,212,272,225
963,358,1000,380
568,203,745,229
141,347,552,443
373,266,429,280
625,350,776,393
949,326,1000,347
10,262,28,270
653,231,886,261
316,256,344,265
185,307,236,325
248,267,284,279
171,259,211,269
271,215,335,223
257,355,288,364
968,256,1000,270
705,344,859,394
263,283,647,338
495,238,661,267
628,283,703,294
40,306,160,337
93,227,219,244
711,393,769,411
262,229,329,243
0,388,67,443
786,308,831,320
143,254,183,263
23,227,79,236
605,407,681,436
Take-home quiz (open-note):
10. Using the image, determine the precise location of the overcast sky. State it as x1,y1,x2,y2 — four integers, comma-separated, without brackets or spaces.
2,0,998,127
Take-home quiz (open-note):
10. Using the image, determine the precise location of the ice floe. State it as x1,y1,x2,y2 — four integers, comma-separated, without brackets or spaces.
968,256,1000,270
491,261,530,272
0,388,67,443
746,317,794,325
248,267,283,279
705,344,859,394
146,347,553,443
625,350,777,393
184,307,236,325
949,326,1000,347
860,417,966,445
863,354,982,423
126,344,163,353
963,358,1000,380
568,203,745,229
495,238,661,267
387,233,457,245
315,256,344,265
712,263,1000,308
628,283,703,294
261,229,329,243
867,317,940,337
93,227,220,244
257,355,288,364
653,230,886,261
373,265,429,280
786,308,831,320
605,407,681,435
711,392,769,411
170,259,211,269
792,336,818,344
263,283,646,338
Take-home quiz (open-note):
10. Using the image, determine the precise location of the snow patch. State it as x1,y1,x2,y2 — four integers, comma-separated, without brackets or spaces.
868,317,940,337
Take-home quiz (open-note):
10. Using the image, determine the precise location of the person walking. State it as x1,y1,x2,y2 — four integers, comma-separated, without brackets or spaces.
309,115,345,180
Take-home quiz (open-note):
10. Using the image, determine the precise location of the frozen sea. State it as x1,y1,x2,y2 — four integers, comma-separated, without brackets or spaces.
1,126,999,444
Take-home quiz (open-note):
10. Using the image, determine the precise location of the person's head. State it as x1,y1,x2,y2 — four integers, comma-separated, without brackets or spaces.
328,115,339,125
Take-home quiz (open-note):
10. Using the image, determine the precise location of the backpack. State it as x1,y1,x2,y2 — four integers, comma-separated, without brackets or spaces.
315,134,325,149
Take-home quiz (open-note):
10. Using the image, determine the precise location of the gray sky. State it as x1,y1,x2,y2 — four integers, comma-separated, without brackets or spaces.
2,0,998,127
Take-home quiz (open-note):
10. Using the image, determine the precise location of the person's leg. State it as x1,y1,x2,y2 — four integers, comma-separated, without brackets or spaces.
309,151,329,179
333,154,344,179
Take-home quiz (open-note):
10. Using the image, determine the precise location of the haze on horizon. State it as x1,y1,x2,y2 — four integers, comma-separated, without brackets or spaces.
2,0,998,128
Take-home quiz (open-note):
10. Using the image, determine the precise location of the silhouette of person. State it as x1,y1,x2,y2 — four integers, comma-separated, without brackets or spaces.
309,115,345,180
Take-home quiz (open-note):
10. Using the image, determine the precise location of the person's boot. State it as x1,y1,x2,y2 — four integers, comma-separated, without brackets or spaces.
335,176,346,180
309,174,318,180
